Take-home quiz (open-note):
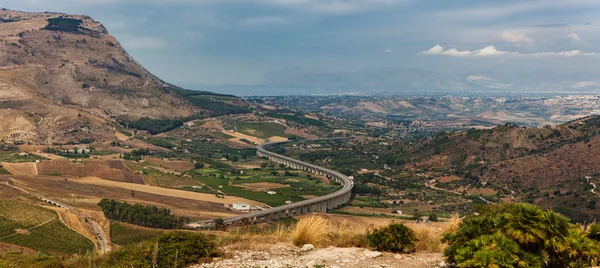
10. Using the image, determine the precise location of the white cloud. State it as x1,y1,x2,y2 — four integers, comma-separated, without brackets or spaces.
422,45,597,58
501,32,533,43
572,81,600,88
565,33,590,46
467,75,491,82
385,49,393,53
566,33,583,42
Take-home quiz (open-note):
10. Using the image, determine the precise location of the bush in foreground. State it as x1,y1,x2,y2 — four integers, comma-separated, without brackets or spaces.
106,231,219,268
291,215,329,246
367,222,418,253
443,203,600,268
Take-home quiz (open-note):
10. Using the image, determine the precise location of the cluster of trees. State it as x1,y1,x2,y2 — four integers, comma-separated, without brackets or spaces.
352,183,382,195
123,117,184,135
123,148,151,161
187,99,252,117
169,87,252,117
43,17,83,33
0,143,17,152
98,199,189,229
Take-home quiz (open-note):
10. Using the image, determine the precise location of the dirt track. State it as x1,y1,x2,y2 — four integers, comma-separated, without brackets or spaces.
73,177,265,206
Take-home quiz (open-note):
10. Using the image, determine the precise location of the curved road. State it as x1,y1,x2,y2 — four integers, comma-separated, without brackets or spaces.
190,139,354,227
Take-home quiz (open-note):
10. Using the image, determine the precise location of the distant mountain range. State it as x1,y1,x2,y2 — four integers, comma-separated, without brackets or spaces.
254,67,600,94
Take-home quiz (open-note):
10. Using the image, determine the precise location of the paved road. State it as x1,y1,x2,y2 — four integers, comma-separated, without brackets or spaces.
586,177,597,195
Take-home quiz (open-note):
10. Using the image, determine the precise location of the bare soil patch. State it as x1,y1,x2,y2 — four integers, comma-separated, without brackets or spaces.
0,242,37,256
145,157,194,171
438,175,462,183
467,187,497,196
124,139,170,152
268,136,289,142
14,229,30,235
225,131,265,145
1,162,37,176
238,182,290,192
284,128,318,139
31,152,65,160
37,160,144,184
114,131,130,141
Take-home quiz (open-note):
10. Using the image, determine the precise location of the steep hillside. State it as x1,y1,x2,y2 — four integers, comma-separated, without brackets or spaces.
400,117,600,220
0,9,249,143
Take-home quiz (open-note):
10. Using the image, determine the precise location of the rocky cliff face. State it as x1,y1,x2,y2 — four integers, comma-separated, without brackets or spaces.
0,9,237,144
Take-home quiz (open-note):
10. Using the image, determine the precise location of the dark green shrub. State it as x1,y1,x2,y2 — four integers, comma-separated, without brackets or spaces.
99,199,190,229
588,223,600,242
43,17,83,33
454,232,543,268
106,231,219,268
443,203,600,268
156,231,219,267
367,223,417,253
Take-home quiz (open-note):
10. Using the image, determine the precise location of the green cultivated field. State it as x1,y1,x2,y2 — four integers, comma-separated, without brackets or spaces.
0,200,94,256
192,168,340,206
0,151,46,163
110,221,164,246
236,122,290,138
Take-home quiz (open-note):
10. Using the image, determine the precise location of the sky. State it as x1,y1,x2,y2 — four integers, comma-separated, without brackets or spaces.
2,0,600,88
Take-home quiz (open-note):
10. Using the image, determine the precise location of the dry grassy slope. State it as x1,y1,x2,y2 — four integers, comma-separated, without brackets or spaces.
0,9,212,143
411,117,600,189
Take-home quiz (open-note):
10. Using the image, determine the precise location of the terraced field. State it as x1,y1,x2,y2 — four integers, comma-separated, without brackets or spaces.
0,200,94,256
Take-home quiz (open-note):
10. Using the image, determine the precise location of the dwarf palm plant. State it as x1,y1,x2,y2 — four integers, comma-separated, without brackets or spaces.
443,203,600,268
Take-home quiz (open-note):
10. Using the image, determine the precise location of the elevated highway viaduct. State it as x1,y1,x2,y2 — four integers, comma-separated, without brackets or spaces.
191,139,354,227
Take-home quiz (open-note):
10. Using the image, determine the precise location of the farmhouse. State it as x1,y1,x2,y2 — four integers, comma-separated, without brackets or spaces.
231,203,251,212
266,190,276,195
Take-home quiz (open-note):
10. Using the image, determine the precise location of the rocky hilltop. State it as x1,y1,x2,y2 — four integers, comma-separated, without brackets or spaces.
0,9,247,144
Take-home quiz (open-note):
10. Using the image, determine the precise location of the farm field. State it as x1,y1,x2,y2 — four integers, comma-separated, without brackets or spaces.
109,221,165,246
37,160,144,184
125,161,202,188
0,200,94,256
1,163,36,176
144,157,195,171
236,122,290,139
72,176,265,206
1,175,237,221
192,167,341,206
0,151,46,163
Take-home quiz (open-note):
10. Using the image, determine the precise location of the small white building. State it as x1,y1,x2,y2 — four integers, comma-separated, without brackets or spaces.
231,203,251,211
266,191,276,195
285,200,293,204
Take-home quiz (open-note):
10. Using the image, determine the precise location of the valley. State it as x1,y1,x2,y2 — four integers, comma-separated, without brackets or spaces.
0,6,600,268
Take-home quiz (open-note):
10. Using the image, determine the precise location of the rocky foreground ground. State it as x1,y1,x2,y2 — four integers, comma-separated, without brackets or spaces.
194,243,445,268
